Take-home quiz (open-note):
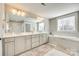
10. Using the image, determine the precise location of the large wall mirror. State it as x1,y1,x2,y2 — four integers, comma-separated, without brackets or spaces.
5,4,38,34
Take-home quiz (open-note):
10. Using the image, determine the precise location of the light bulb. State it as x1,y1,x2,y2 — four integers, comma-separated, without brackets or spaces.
11,8,17,15
17,10,21,16
37,17,44,20
21,11,26,16
36,17,44,22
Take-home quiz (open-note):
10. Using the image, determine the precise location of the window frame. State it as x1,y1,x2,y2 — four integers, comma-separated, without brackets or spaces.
57,16,76,32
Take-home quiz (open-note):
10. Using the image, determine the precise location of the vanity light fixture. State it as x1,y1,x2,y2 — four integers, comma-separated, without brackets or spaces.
11,8,26,16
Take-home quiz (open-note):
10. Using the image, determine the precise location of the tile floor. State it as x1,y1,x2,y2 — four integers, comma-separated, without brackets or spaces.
20,44,69,56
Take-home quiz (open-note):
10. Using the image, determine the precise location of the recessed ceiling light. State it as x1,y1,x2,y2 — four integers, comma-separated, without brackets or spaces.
41,3,46,6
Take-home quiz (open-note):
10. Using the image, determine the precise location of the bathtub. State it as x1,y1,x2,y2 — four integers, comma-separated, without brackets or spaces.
49,35,79,56
53,35,79,42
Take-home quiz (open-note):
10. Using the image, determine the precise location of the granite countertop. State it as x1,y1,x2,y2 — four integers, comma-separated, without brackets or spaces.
2,32,48,38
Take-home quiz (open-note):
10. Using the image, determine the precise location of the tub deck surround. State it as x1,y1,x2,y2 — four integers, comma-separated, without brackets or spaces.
49,35,79,41
2,32,48,56
49,35,79,56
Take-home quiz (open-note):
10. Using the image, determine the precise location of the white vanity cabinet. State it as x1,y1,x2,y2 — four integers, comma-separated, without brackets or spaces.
3,33,48,56
5,42,14,56
4,37,14,56
40,34,48,45
25,35,32,50
32,35,39,43
32,35,40,48
32,42,39,48
14,36,25,55
48,36,53,44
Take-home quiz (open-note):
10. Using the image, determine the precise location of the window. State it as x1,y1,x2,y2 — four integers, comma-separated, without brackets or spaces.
37,22,45,32
57,16,75,32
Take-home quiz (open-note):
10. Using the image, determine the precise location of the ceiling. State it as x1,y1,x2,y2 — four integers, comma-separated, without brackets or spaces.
7,3,79,19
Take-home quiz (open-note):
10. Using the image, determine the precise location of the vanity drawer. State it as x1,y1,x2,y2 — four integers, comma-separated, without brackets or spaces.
25,35,31,39
32,42,39,48
32,35,39,38
32,37,39,43
4,37,14,42
40,37,48,45
40,34,48,39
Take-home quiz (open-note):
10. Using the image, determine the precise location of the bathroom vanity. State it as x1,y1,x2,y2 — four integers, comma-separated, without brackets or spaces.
0,4,49,56
2,32,48,56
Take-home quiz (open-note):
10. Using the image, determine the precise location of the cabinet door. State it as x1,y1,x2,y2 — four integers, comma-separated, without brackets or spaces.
32,42,39,48
5,43,8,56
32,37,39,43
5,42,14,56
25,36,32,50
40,34,48,45
49,37,53,44
15,36,25,55
32,35,39,43
43,34,48,43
